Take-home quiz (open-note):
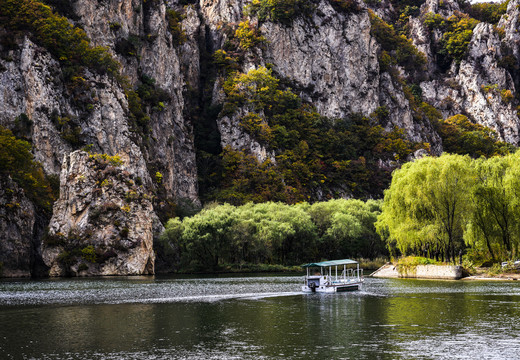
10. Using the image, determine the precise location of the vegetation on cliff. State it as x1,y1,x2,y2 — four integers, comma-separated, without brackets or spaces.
2,0,520,277
0,0,119,77
0,126,56,214
211,65,428,204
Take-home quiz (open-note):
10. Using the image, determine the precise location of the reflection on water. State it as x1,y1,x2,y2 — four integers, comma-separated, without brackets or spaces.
1,276,520,359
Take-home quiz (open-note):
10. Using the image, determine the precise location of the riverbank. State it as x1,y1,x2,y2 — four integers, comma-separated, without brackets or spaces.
371,263,463,280
461,267,520,281
371,262,520,281
160,258,388,276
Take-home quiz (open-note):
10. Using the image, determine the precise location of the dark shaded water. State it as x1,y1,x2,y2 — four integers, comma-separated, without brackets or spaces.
1,275,520,359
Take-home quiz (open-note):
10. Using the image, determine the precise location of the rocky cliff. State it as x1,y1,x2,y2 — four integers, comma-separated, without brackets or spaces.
0,176,36,277
42,151,160,276
1,0,520,276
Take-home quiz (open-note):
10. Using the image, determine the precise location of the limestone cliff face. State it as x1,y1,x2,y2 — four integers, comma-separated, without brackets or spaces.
411,0,520,144
0,37,73,175
0,0,199,276
261,1,380,120
42,151,160,276
204,0,440,158
421,22,520,143
72,0,199,202
0,176,36,277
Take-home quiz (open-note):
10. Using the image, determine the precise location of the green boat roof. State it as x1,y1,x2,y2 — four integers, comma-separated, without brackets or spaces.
301,259,358,268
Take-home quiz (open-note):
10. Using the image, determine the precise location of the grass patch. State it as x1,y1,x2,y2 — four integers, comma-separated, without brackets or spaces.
355,257,389,270
396,256,441,276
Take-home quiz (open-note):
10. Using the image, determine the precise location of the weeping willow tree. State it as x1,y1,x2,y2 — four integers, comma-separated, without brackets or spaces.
376,154,475,263
465,156,514,262
500,152,520,258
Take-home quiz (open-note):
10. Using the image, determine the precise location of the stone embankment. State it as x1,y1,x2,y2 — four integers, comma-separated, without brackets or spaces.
371,263,463,280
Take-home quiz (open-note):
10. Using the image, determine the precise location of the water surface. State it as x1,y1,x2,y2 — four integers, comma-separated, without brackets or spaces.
1,275,520,359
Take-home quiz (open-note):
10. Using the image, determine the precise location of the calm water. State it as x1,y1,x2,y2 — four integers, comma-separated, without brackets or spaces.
1,275,520,359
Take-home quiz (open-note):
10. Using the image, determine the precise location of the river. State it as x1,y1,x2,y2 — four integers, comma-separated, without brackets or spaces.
1,275,519,359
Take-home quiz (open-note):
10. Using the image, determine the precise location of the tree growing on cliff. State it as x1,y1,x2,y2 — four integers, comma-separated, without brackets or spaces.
0,126,56,213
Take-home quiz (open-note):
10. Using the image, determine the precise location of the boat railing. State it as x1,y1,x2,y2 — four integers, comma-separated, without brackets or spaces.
304,264,364,286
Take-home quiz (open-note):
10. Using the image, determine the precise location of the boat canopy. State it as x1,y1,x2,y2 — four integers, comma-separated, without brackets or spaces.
301,259,358,268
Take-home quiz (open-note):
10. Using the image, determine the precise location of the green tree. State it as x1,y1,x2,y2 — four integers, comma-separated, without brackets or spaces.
376,154,475,262
502,151,520,258
180,203,237,270
437,114,514,158
0,126,56,213
465,156,516,262
308,199,384,259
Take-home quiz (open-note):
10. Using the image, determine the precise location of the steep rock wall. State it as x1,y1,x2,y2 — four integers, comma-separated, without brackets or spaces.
72,0,199,201
420,22,520,143
0,176,36,277
42,151,161,276
412,0,520,144
4,0,520,276
204,0,442,159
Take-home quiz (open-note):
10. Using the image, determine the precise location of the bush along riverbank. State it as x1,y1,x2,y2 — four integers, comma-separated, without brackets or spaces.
168,257,389,275
156,199,388,273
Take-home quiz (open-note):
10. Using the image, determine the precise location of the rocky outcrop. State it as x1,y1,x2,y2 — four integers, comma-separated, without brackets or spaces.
261,1,380,120
0,37,73,175
422,0,460,18
0,176,36,277
42,151,161,276
420,21,520,144
371,263,463,280
72,0,199,202
206,0,440,155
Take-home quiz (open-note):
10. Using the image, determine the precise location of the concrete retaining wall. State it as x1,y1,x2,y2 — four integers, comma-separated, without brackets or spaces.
371,264,463,280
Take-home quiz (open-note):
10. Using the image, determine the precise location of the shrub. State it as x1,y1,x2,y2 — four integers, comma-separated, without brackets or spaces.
50,111,82,146
0,0,119,76
437,114,514,158
329,0,362,13
155,171,163,184
166,9,186,46
369,11,426,73
109,22,122,31
115,35,141,57
500,89,514,103
235,20,266,50
81,245,97,263
13,113,33,141
239,113,273,143
213,49,239,72
89,153,124,167
463,0,509,25
0,126,56,213
436,14,480,65
246,0,316,25
136,74,170,111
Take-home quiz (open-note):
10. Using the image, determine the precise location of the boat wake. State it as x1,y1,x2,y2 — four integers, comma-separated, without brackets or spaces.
106,291,302,304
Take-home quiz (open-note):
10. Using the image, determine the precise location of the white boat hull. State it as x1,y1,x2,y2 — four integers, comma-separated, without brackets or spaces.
302,281,362,293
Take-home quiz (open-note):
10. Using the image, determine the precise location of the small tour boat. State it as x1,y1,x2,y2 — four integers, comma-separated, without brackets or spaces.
302,259,363,293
